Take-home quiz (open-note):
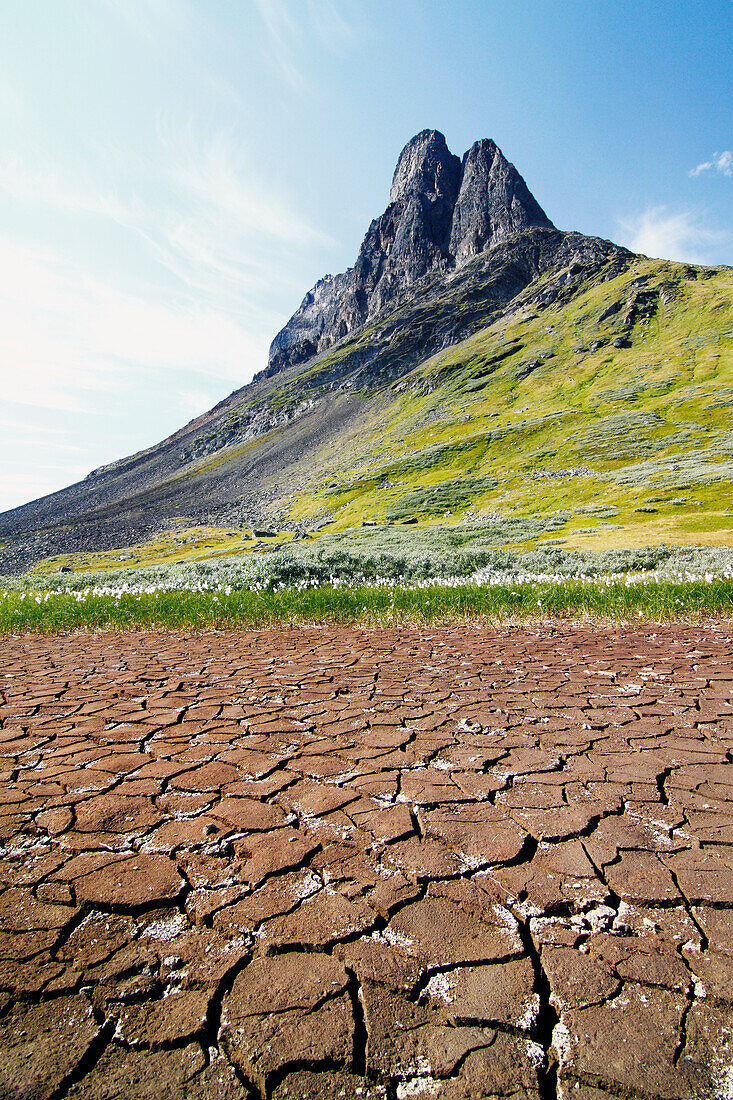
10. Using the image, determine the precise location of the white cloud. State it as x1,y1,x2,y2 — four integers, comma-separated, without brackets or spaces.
0,77,24,117
126,122,334,331
0,5,353,512
0,415,68,435
690,150,732,178
304,0,356,53
153,126,332,299
617,206,726,264
0,229,282,510
254,0,308,90
0,237,272,415
0,468,91,513
177,388,223,423
0,119,335,510
0,125,330,335
165,128,329,248
206,75,251,117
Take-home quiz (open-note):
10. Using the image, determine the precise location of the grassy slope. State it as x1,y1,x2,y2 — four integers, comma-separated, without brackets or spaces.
287,257,733,554
3,578,733,634
22,256,733,576
25,525,297,575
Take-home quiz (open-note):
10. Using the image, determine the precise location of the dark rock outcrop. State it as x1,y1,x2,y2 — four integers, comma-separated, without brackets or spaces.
266,130,553,376
450,138,553,262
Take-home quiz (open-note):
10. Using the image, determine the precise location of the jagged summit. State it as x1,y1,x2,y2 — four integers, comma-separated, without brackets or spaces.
267,131,553,375
388,129,460,205
450,138,553,263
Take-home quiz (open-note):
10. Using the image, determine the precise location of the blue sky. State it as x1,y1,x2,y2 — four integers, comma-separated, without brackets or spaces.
1,0,731,512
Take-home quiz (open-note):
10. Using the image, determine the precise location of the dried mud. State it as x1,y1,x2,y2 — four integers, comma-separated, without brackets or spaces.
1,623,732,1099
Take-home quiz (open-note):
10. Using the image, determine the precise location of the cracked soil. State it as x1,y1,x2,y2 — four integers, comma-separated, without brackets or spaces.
1,622,732,1099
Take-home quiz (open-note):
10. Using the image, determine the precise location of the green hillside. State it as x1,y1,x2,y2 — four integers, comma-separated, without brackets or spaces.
12,253,733,578
281,257,733,555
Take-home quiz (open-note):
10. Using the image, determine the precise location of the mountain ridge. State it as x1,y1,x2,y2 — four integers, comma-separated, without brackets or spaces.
265,129,553,376
1,130,731,576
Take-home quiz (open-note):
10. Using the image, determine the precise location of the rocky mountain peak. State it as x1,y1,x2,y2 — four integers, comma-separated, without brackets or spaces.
449,138,553,264
266,131,555,376
388,129,461,205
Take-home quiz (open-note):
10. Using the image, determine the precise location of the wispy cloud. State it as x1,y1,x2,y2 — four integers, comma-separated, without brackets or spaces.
0,125,330,320
166,129,329,247
0,221,283,509
0,76,24,116
0,114,335,508
617,206,726,264
690,150,732,178
0,3,353,511
304,0,356,52
0,237,272,414
0,415,71,438
100,0,190,43
0,223,281,509
147,126,331,304
254,0,303,88
254,0,358,89
0,468,91,512
0,153,133,224
177,388,224,422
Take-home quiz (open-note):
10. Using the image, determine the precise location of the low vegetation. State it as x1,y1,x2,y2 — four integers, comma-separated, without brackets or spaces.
3,543,733,632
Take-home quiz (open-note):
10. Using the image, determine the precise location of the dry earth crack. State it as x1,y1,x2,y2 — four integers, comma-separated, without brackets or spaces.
0,622,732,1098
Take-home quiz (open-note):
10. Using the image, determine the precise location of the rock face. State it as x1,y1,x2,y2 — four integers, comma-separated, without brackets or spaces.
449,138,552,263
267,130,553,375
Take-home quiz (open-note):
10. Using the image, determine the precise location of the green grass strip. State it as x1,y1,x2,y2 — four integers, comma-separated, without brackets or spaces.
2,579,733,633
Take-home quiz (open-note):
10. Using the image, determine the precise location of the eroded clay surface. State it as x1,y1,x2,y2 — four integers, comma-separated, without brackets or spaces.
1,623,732,1098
